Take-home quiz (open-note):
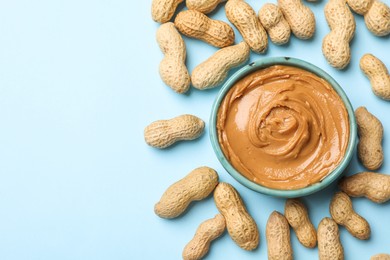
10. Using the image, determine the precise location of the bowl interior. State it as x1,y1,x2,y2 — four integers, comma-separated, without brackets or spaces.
209,57,357,198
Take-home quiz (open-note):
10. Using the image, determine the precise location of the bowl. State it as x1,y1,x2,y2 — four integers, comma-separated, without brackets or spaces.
209,57,357,198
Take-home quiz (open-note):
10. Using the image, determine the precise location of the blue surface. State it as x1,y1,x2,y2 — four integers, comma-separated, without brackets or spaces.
0,0,389,259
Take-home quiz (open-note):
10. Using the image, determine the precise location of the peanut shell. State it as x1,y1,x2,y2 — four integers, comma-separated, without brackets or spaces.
156,22,190,94
154,167,219,218
322,0,355,69
330,191,371,240
318,217,344,260
152,0,184,23
191,42,250,90
186,0,227,14
355,106,384,170
144,114,204,149
182,214,226,260
266,211,293,260
214,182,259,251
174,10,235,48
347,0,390,36
259,3,291,45
371,254,390,260
278,0,316,39
225,0,268,53
360,54,390,100
285,198,317,248
339,172,390,203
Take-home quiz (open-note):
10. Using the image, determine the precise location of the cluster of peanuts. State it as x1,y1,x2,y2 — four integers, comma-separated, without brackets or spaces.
146,0,390,259
147,107,389,259
142,111,388,259
152,170,390,260
151,0,390,99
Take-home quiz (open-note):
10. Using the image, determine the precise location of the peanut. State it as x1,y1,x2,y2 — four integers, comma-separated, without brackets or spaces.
346,0,390,36
339,172,390,203
278,0,316,39
371,254,390,260
259,3,291,45
151,0,183,23
144,114,204,149
284,198,317,248
156,22,190,94
154,167,218,218
360,54,390,100
214,182,259,251
266,211,293,260
182,214,226,260
317,217,344,260
186,0,227,14
322,0,356,69
191,42,250,90
355,106,384,170
225,0,268,53
330,191,371,240
174,10,235,48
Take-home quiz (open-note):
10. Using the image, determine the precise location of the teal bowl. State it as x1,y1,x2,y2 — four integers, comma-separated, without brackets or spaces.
209,57,357,198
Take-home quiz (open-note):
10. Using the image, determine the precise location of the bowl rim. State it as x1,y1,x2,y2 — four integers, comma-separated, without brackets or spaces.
209,57,357,198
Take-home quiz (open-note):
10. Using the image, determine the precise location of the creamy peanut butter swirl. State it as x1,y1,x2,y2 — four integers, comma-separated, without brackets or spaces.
217,65,349,190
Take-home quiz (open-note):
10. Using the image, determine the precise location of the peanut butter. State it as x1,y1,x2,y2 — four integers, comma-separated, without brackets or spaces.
217,65,349,190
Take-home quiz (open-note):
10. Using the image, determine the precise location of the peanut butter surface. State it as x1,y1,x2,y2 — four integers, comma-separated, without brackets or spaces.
217,65,349,190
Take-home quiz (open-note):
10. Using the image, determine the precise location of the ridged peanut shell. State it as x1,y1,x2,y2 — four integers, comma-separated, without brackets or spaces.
144,114,204,149
266,211,293,260
259,3,291,45
360,54,390,100
285,198,317,248
318,217,344,260
182,214,226,260
154,167,219,218
151,0,184,23
371,254,390,260
156,22,190,94
364,1,390,36
347,0,390,36
278,0,316,39
346,0,372,14
174,10,235,48
330,192,371,240
322,0,355,69
214,182,259,251
339,172,390,203
191,42,250,90
355,106,384,170
186,0,226,14
225,0,268,53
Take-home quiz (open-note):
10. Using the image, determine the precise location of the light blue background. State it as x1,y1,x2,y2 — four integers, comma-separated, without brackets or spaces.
0,0,389,259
